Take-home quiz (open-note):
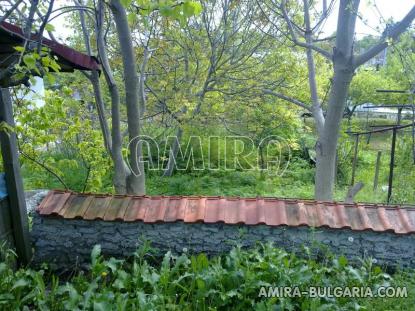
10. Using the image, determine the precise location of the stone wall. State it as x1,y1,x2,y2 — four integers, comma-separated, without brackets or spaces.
31,212,415,269
26,190,49,214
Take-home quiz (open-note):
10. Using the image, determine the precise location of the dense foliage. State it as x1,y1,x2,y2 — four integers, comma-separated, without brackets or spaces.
1,243,414,310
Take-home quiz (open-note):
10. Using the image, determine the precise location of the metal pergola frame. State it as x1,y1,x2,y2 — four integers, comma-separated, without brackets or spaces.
347,89,415,204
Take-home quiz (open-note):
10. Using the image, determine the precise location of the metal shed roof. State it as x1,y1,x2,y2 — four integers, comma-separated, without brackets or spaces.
0,21,100,72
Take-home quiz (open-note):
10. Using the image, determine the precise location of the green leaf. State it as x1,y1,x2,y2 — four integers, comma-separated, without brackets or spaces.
106,257,122,273
120,0,132,7
183,1,202,17
41,56,50,67
23,54,36,69
159,5,173,17
14,46,25,52
45,24,55,32
338,255,348,267
91,245,101,266
0,293,14,302
93,301,112,311
182,2,194,16
373,266,382,275
192,2,202,15
44,72,56,84
0,262,8,274
11,278,29,290
127,12,137,24
196,278,205,289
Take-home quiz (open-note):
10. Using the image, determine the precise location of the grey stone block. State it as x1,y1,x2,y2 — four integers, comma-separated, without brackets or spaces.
30,212,415,269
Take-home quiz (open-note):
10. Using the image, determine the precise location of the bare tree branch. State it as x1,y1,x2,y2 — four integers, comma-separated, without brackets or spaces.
353,5,415,68
36,0,55,54
138,46,154,116
19,150,69,190
263,89,311,112
281,0,332,60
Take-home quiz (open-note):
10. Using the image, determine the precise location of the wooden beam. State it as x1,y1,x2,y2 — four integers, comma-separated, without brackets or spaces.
351,134,359,186
373,151,381,191
387,128,397,204
345,182,364,204
0,88,32,265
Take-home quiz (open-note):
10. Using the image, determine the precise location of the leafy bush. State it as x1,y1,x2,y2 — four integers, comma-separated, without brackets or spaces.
1,242,413,310
283,158,314,184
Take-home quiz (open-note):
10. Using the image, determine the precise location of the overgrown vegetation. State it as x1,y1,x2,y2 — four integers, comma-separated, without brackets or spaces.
18,107,414,204
1,242,414,310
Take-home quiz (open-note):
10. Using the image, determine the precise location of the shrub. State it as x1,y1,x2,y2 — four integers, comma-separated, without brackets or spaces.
0,242,413,310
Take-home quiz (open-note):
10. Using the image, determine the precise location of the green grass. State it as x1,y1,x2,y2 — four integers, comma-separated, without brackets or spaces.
144,153,406,205
145,160,316,199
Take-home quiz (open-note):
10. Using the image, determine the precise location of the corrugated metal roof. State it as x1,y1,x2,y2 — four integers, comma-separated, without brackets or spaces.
0,22,100,72
37,190,415,235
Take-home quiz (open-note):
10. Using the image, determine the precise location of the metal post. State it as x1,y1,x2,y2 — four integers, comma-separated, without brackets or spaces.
397,107,402,126
0,88,32,265
373,151,381,190
387,128,397,204
351,134,359,186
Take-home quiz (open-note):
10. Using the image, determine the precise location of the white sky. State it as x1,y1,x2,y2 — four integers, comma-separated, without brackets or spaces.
322,0,415,38
49,0,415,41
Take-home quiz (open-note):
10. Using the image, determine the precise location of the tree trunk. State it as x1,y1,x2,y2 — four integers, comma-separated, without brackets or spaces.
313,0,359,201
110,0,145,194
79,0,127,193
108,81,128,194
315,59,354,201
163,127,183,177
97,0,127,194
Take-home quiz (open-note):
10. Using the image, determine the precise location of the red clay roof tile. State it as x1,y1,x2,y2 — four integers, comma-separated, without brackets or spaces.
104,196,131,221
244,199,259,225
357,204,372,230
62,195,92,219
124,198,146,222
205,198,225,223
263,199,284,226
225,199,241,224
36,190,415,235
334,204,349,229
38,191,71,216
397,208,412,233
184,198,206,223
164,198,181,222
83,196,110,220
